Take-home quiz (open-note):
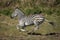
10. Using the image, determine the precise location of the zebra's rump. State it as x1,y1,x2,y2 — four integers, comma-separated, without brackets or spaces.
32,14,45,22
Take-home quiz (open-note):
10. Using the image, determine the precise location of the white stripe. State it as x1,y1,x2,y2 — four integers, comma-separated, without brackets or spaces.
34,18,44,20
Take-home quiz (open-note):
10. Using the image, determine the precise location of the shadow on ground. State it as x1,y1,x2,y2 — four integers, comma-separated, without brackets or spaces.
27,32,60,36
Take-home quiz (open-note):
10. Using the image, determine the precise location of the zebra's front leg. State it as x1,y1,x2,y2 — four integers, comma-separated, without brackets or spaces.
16,24,20,31
20,26,26,32
16,24,26,31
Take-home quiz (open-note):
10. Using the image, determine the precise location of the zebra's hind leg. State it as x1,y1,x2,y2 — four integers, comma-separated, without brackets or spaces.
32,20,40,32
34,26,39,31
30,25,39,34
32,24,39,33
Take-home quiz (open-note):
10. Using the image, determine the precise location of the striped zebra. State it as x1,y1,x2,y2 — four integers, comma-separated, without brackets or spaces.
10,8,54,32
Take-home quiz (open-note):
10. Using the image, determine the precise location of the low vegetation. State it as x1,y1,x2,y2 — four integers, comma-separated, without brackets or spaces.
0,0,60,40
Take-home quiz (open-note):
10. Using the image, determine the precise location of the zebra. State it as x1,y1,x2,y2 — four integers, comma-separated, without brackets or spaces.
10,7,54,32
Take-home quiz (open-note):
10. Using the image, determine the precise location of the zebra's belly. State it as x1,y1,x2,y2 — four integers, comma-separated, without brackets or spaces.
25,20,33,25
25,22,29,25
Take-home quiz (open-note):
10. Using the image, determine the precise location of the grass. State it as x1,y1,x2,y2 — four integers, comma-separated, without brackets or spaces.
0,13,60,40
0,5,60,40
0,0,60,40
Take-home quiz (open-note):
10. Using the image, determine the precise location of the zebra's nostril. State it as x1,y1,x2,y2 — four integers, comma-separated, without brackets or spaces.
10,16,13,19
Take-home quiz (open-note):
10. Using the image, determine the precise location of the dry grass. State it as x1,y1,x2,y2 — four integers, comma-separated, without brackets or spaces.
0,14,60,40
0,0,60,40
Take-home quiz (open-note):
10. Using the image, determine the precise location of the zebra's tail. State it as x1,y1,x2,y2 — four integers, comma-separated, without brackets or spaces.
45,19,55,26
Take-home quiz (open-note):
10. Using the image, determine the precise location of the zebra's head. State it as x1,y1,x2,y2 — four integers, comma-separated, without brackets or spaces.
10,7,25,19
10,9,18,19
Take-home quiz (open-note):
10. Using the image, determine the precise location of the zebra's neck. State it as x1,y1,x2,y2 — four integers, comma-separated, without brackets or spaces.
18,14,26,20
15,9,25,20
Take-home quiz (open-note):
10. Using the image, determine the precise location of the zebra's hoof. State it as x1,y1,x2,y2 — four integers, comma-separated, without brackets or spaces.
20,29,26,32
